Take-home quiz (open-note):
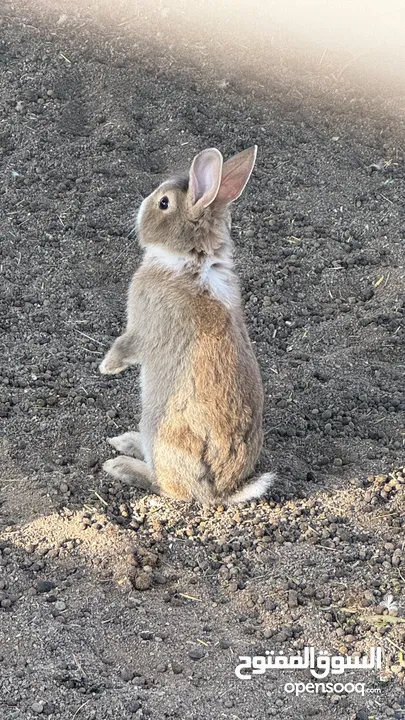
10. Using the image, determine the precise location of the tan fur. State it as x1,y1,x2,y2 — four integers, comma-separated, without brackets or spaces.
100,146,273,505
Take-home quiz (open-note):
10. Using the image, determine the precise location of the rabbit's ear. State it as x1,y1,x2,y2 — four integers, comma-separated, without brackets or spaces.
216,146,257,204
189,148,223,209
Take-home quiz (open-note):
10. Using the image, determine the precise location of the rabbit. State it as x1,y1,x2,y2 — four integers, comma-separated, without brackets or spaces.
99,145,274,505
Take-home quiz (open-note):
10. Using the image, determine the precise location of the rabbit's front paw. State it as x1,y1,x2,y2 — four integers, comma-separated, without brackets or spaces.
99,355,128,375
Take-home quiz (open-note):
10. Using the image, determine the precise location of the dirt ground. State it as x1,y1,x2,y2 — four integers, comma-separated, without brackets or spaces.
0,1,404,719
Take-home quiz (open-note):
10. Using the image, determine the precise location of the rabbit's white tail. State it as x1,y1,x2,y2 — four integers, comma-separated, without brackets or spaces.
227,472,275,505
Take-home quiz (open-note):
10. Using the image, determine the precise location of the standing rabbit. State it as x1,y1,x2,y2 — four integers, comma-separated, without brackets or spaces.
99,145,274,505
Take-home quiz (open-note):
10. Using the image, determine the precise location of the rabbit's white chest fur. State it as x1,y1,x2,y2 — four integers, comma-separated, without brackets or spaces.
143,246,239,309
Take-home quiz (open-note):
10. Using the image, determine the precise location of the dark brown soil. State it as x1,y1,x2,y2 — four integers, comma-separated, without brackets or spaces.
0,2,404,719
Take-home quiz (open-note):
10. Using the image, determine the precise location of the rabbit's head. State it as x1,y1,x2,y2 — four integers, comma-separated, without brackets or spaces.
136,146,257,256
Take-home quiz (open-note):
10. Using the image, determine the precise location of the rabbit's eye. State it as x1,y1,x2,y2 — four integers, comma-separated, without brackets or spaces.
159,196,169,210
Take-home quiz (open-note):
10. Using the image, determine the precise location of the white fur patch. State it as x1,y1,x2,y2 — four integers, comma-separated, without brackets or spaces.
228,472,275,505
143,245,238,308
199,256,239,309
144,245,191,272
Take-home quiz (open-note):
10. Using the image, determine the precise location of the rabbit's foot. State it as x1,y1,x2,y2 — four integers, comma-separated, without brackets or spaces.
103,456,159,493
108,431,144,459
99,353,128,375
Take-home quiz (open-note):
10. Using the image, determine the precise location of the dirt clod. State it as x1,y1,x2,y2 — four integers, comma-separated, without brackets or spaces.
34,580,56,594
133,573,153,591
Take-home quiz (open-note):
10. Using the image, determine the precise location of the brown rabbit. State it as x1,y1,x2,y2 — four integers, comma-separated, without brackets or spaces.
99,145,274,505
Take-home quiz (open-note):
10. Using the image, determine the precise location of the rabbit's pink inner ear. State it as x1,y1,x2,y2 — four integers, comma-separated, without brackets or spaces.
216,145,258,204
189,148,223,208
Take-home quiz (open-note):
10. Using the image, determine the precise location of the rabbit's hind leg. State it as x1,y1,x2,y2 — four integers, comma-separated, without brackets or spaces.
108,431,144,459
103,456,159,494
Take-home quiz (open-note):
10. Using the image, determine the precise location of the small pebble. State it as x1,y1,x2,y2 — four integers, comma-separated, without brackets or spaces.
134,573,152,591
171,662,183,674
35,580,56,594
32,702,44,714
153,572,167,585
121,668,135,682
189,647,205,660
129,700,141,713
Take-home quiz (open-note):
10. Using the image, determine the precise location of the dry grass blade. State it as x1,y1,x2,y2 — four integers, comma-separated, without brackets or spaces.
178,593,202,602
73,329,106,347
363,615,405,626
91,490,108,506
72,700,91,720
